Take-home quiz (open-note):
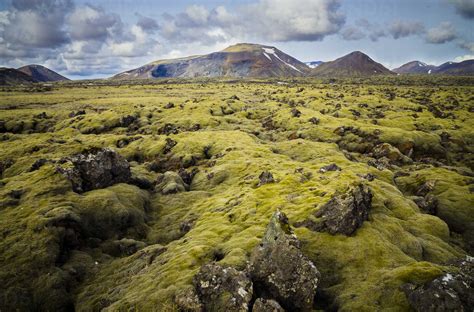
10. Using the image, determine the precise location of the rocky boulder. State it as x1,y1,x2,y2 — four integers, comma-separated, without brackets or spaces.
193,263,253,312
296,184,372,236
249,211,320,311
252,298,285,312
371,143,412,165
57,148,131,193
403,256,473,312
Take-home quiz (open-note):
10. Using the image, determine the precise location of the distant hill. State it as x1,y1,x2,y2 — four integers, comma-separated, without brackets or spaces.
17,64,69,82
433,60,474,75
0,68,37,85
113,43,310,79
394,59,474,75
305,61,324,68
393,61,437,74
311,51,394,77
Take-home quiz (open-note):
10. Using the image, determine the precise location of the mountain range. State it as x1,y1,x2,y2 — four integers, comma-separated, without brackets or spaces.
393,60,474,75
1,44,473,85
0,65,69,85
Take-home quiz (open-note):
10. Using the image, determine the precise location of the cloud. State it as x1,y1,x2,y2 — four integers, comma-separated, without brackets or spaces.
425,22,457,44
340,26,365,40
158,0,345,44
449,0,474,19
244,0,345,41
67,4,122,41
454,54,474,62
2,0,72,49
388,20,425,39
136,14,159,33
458,41,474,52
354,18,386,42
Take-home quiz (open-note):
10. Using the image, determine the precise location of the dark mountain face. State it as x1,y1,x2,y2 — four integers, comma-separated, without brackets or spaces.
0,68,37,85
113,43,310,79
311,51,394,77
393,61,437,74
393,60,474,75
434,60,474,75
17,65,69,82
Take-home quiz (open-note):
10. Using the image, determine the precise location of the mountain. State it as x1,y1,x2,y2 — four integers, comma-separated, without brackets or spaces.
0,68,37,85
305,61,324,68
393,59,474,75
113,43,309,79
393,61,437,74
433,60,474,75
17,64,69,82
311,51,394,77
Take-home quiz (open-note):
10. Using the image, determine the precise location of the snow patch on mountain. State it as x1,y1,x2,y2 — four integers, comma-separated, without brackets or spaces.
262,47,302,73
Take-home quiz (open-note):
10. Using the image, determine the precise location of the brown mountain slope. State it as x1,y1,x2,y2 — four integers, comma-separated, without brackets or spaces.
312,51,394,77
113,43,310,79
18,65,69,82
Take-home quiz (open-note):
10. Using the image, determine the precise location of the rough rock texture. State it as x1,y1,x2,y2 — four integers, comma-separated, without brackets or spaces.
193,263,253,312
413,194,438,215
371,143,412,164
252,298,285,312
249,211,320,311
403,256,474,312
156,171,189,194
258,171,275,186
57,148,131,193
297,184,372,236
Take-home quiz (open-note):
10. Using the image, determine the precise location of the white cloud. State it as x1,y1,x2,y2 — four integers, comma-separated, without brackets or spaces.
454,54,474,62
425,22,457,44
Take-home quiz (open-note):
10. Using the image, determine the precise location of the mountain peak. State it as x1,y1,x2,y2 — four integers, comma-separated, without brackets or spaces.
17,64,69,82
311,51,393,77
222,43,274,53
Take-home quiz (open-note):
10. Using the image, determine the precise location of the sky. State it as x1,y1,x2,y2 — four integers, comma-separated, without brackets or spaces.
0,0,473,79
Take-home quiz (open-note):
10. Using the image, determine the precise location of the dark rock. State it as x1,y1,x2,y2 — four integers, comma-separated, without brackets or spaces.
57,148,131,193
249,211,320,311
30,158,48,172
0,158,14,176
159,123,179,135
291,108,301,118
120,115,137,127
8,189,24,199
189,124,201,131
163,138,177,154
367,157,391,171
34,112,48,119
68,110,86,118
416,181,436,197
360,173,375,181
252,298,285,312
156,171,189,194
262,117,277,130
129,177,154,190
413,195,438,215
175,288,203,312
258,171,275,186
194,263,253,312
308,117,320,125
297,184,372,236
371,143,412,165
165,102,175,109
319,163,341,173
229,95,240,100
179,168,198,186
403,256,474,312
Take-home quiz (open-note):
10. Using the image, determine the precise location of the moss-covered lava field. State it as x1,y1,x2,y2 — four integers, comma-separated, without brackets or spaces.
0,76,473,311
